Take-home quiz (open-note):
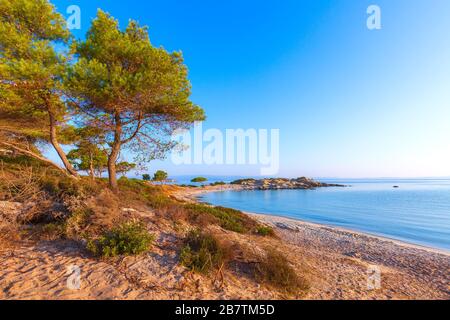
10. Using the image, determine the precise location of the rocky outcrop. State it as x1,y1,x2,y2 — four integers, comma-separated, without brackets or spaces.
231,177,345,190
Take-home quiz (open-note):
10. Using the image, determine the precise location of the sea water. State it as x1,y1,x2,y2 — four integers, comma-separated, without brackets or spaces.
199,179,450,251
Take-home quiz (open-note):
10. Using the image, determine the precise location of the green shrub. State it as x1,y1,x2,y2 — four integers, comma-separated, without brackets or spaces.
64,207,93,239
40,223,66,240
39,175,101,199
180,229,230,274
185,204,257,233
191,177,207,183
118,177,174,209
256,225,275,237
254,249,309,294
87,220,154,258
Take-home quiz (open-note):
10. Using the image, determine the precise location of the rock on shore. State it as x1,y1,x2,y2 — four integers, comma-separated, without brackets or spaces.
231,177,345,190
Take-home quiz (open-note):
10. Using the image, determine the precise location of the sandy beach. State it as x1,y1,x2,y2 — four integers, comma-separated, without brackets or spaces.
0,185,449,300
251,213,450,299
173,185,450,299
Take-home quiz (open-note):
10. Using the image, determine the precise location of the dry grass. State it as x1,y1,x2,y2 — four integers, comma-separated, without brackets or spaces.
253,248,310,295
62,190,122,240
0,202,21,250
85,189,121,231
179,229,236,274
0,163,45,203
87,219,155,258
0,155,311,297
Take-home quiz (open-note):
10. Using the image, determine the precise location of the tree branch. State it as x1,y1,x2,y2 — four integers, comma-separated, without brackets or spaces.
121,111,143,145
0,141,74,177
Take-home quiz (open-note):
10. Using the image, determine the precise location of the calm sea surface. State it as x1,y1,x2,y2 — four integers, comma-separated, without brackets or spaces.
199,179,450,251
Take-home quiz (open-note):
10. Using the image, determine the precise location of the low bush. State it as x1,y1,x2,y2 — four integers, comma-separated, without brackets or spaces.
180,229,232,274
39,222,66,241
0,203,21,249
254,249,309,294
256,225,275,237
84,189,121,230
185,204,258,234
39,175,101,199
118,177,175,209
87,220,154,258
63,206,92,239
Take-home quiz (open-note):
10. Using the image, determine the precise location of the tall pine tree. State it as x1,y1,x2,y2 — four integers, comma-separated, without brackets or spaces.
67,11,205,192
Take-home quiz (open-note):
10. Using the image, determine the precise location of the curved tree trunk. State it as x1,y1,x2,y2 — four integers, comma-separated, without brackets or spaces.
48,112,79,177
0,141,71,177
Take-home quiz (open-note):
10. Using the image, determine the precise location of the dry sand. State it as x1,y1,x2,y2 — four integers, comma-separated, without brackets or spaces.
0,186,449,300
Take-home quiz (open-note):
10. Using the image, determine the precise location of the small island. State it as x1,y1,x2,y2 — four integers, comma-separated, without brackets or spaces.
230,177,346,190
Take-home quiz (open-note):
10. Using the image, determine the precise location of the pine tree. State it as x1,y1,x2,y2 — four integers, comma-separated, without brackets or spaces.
67,127,108,179
0,0,78,176
67,10,205,192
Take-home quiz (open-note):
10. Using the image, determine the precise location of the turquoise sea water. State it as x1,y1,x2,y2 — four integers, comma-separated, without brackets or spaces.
199,179,450,251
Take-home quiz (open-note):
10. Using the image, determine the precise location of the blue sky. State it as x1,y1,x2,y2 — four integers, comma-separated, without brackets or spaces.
50,0,450,178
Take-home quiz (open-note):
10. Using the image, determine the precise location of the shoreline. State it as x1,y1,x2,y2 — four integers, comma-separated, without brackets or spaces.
172,185,450,256
171,185,450,299
248,212,450,257
1,184,448,299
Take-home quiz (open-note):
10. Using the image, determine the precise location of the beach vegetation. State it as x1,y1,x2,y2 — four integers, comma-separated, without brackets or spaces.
185,204,258,233
1,1,205,193
0,0,78,177
67,127,108,179
65,10,205,192
180,229,233,274
116,162,137,177
254,248,309,295
256,225,275,237
153,170,169,184
191,177,208,184
87,220,154,258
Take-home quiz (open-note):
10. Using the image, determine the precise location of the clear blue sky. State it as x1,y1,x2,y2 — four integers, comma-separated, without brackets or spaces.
50,0,450,178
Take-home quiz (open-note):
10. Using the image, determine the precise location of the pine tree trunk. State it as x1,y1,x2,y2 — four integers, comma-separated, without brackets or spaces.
48,112,79,177
108,112,122,193
89,153,95,180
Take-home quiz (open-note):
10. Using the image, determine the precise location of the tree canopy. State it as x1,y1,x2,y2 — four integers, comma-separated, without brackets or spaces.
191,177,208,183
0,2,205,193
66,10,205,192
0,0,78,176
67,127,108,179
153,170,168,183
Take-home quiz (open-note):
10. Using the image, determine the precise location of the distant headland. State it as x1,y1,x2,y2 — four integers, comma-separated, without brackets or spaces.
229,177,346,190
